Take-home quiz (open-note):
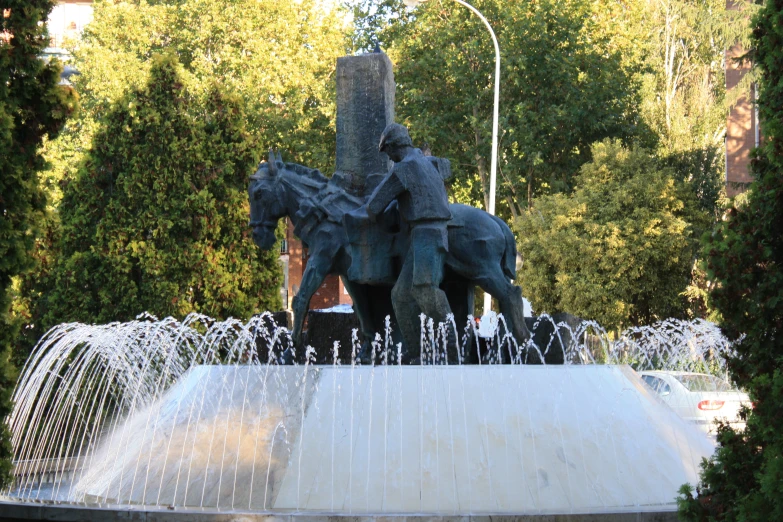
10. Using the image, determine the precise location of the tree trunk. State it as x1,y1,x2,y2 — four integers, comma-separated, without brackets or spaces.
527,166,534,209
473,105,490,212
506,194,521,221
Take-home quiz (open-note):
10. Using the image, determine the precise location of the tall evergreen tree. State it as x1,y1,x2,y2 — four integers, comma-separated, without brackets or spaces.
0,0,76,487
72,0,348,170
678,0,783,519
12,0,348,352
41,55,280,328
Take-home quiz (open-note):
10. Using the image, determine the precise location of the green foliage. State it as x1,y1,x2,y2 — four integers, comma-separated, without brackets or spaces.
662,147,726,223
351,0,750,221
633,0,754,322
354,0,643,217
349,0,410,53
14,0,348,355
0,0,76,488
39,54,281,329
73,0,348,170
515,140,705,331
636,0,753,157
678,1,783,519
9,130,84,365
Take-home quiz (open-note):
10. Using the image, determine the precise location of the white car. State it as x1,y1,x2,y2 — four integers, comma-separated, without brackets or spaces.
638,371,750,435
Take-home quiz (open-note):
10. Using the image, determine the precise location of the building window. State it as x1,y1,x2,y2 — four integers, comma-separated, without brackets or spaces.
280,239,288,255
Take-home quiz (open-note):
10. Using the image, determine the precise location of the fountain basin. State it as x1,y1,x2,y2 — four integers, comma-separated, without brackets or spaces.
0,500,682,521
7,364,713,517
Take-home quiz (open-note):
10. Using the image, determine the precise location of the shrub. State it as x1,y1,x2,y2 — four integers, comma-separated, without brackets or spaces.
677,0,783,519
516,140,705,331
0,0,76,487
41,54,281,328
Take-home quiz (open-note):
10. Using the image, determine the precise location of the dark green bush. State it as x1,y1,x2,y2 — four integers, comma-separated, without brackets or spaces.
678,0,783,519
41,54,281,328
0,0,76,487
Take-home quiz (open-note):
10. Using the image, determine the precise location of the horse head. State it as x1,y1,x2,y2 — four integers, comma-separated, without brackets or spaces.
249,150,285,250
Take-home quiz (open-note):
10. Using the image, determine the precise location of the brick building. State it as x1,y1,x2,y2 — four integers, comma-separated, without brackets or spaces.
725,44,758,197
725,1,759,197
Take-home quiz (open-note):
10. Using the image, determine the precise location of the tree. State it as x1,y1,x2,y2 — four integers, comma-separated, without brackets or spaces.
40,54,281,328
353,0,643,217
13,0,349,353
0,0,76,487
637,0,753,156
678,0,783,519
73,0,348,170
622,0,756,323
634,0,754,225
515,140,705,331
350,0,412,54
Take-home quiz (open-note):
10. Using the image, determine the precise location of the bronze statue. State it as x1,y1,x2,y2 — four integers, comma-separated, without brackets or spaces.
350,124,455,355
248,124,530,363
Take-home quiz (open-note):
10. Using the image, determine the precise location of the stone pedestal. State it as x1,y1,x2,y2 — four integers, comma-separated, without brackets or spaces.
304,310,361,364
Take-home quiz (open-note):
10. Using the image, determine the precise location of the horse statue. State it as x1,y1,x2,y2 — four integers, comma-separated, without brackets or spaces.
248,152,529,362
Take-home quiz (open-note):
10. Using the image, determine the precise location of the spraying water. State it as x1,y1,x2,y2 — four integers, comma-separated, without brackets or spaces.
2,311,734,512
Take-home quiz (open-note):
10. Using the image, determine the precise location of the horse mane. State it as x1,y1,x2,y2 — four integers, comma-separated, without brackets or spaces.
284,162,329,186
275,160,362,222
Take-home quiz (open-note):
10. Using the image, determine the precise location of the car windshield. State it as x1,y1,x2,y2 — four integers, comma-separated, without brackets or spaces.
674,374,733,392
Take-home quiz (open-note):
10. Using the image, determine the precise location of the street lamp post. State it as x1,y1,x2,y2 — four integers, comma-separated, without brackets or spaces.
402,0,500,315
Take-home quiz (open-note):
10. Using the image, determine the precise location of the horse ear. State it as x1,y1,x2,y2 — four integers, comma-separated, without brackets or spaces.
276,150,283,163
267,149,277,176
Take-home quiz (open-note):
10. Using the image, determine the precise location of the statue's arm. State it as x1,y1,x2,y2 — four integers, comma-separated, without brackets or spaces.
366,170,404,222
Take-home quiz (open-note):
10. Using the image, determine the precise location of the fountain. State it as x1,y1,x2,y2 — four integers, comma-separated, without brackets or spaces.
0,312,730,520
0,50,736,521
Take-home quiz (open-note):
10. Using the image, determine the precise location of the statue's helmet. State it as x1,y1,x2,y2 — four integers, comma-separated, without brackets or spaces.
378,123,413,152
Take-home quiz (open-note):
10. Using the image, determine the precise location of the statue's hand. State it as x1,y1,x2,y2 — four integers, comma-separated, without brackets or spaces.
345,205,372,225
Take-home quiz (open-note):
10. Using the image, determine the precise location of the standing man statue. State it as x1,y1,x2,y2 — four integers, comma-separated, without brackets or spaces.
364,123,454,358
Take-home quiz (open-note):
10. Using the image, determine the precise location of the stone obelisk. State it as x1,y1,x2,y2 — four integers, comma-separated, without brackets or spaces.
334,51,395,197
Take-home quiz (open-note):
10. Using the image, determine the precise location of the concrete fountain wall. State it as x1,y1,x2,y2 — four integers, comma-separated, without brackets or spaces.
60,365,713,516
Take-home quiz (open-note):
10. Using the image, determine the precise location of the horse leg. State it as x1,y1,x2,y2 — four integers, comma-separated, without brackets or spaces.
340,278,379,363
291,253,331,353
391,257,424,363
442,276,474,364
475,268,531,363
